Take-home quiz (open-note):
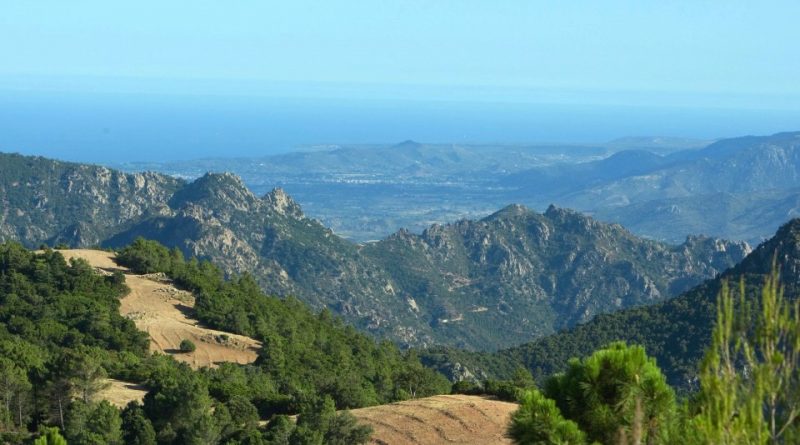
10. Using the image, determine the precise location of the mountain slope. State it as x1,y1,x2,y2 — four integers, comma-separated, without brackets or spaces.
58,249,261,368
0,152,749,350
0,153,183,246
561,131,800,210
504,131,800,243
112,180,747,350
361,204,748,349
480,218,800,388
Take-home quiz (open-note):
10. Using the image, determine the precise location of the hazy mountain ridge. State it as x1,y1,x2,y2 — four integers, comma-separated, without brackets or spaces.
539,132,800,242
114,132,800,244
0,152,749,351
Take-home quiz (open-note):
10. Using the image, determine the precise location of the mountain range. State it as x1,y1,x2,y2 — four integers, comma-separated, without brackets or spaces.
0,152,748,350
508,131,800,243
425,217,800,387
114,132,800,245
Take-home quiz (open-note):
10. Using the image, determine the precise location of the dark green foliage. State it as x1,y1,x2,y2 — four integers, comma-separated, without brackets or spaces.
117,238,450,412
508,388,585,445
545,342,675,444
141,358,219,445
64,400,123,445
508,343,675,445
0,243,149,440
116,238,177,275
263,415,294,445
179,339,196,353
289,396,372,445
121,402,156,445
0,240,392,443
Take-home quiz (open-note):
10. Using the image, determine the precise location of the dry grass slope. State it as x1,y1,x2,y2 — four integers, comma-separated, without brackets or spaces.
59,249,261,369
350,394,517,445
60,249,262,408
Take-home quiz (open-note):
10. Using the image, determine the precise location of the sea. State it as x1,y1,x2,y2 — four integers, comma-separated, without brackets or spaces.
1,89,799,163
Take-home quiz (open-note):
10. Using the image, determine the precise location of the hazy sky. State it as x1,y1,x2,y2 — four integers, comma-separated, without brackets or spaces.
2,1,799,100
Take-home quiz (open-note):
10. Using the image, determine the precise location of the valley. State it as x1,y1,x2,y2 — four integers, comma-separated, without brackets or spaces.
115,132,800,246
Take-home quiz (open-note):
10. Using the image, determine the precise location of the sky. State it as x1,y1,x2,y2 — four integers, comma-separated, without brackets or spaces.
1,1,800,162
1,1,799,100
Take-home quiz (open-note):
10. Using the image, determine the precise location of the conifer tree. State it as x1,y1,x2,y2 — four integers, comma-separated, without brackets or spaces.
508,388,586,444
690,268,800,444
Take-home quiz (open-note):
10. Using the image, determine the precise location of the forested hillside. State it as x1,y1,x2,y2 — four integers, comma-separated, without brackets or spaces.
0,242,449,444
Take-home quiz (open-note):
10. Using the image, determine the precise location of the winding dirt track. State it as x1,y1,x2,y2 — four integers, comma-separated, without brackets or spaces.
58,250,261,369
350,394,517,445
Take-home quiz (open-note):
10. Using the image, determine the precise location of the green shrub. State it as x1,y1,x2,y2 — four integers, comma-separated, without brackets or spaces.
179,339,196,353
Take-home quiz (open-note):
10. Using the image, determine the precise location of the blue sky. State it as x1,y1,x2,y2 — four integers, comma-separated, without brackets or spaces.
2,1,799,102
1,1,800,163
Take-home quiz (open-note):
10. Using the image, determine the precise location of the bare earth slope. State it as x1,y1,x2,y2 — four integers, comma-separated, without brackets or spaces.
350,394,517,445
59,249,260,368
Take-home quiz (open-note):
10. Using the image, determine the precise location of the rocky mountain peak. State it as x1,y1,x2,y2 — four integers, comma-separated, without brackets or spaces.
393,140,423,149
263,187,304,218
732,218,800,283
169,172,258,212
487,204,532,221
544,204,574,219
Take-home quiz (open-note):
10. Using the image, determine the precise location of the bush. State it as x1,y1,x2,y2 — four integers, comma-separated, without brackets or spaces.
179,339,196,353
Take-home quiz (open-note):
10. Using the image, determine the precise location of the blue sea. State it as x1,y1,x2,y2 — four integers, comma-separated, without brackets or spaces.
1,90,799,163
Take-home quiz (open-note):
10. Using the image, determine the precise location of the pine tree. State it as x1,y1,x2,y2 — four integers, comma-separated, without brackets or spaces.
508,388,586,445
545,342,675,444
33,427,68,445
121,402,156,445
690,267,800,444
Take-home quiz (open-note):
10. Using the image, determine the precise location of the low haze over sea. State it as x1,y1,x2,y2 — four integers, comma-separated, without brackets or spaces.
2,86,800,163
